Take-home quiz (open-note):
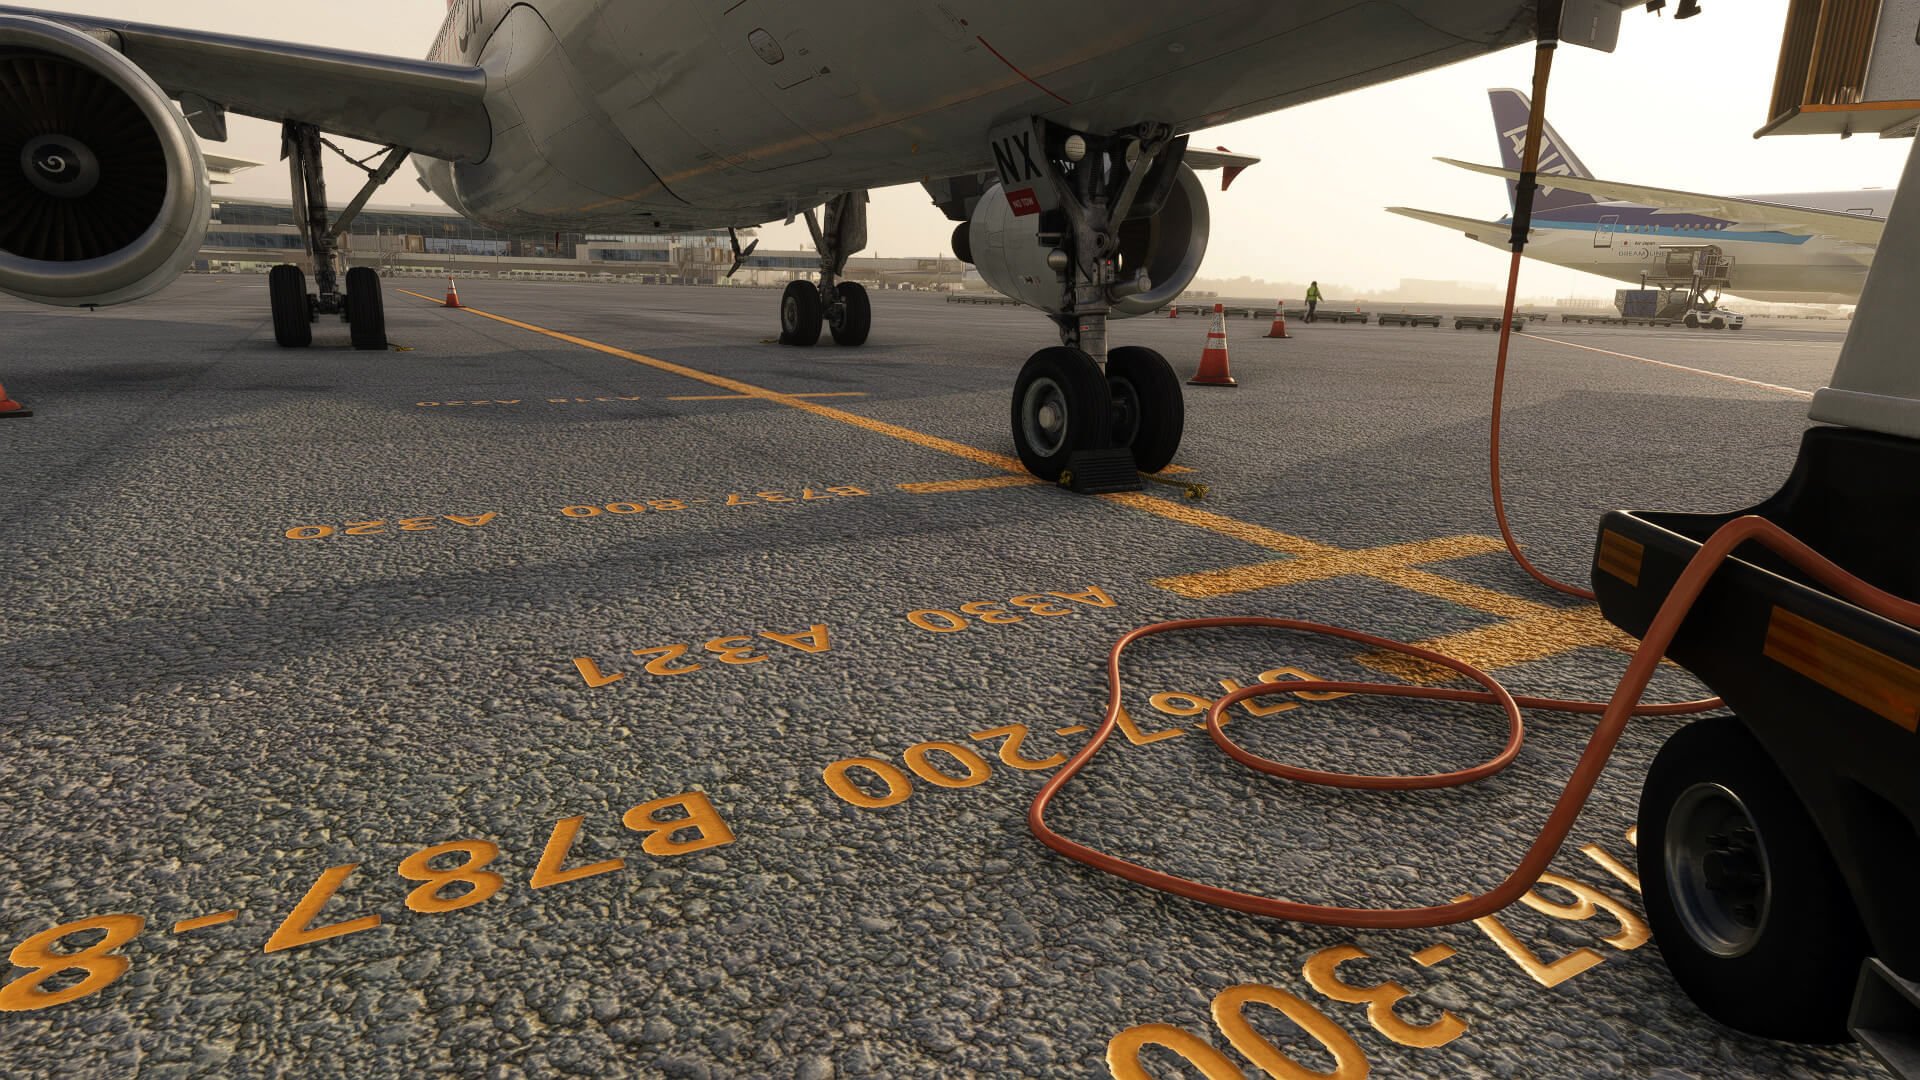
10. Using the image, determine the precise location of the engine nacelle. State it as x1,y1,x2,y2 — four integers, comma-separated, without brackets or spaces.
967,163,1208,317
0,15,209,308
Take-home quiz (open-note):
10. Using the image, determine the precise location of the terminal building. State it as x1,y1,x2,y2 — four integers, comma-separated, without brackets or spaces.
196,196,968,289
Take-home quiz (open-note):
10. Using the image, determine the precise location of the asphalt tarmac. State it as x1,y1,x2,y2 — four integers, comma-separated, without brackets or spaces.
0,276,1875,1079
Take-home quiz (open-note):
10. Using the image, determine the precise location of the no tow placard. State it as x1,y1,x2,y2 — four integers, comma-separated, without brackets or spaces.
987,119,1055,217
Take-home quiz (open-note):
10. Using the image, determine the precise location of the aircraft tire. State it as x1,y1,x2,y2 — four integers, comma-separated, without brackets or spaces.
830,282,871,346
1010,346,1111,481
270,264,312,348
1105,345,1183,473
780,280,823,346
345,267,388,351
1637,715,1868,1043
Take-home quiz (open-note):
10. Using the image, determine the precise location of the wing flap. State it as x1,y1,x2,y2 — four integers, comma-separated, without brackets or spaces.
1437,157,1883,246
0,6,490,162
1385,207,1526,246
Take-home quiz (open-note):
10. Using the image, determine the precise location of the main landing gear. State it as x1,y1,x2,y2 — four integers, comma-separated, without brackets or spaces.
778,191,872,348
268,122,409,351
999,121,1188,487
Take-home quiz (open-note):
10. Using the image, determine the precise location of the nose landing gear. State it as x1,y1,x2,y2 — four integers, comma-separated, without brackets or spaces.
994,120,1190,488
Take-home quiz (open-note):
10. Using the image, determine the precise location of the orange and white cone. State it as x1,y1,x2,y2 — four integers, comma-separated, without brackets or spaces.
1188,303,1236,387
0,376,28,418
1166,305,1179,318
443,277,462,308
1264,300,1289,339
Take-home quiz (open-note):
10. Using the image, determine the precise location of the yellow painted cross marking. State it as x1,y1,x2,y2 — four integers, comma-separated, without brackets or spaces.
1150,527,1640,677
1152,536,1510,599
1356,605,1641,683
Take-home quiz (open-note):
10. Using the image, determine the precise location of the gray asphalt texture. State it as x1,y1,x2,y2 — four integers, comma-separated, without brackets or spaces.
0,276,1874,1079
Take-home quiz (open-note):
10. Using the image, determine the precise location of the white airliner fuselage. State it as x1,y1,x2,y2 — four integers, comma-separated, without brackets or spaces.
1393,89,1892,305
413,0,1544,233
1491,189,1888,303
0,1,1633,477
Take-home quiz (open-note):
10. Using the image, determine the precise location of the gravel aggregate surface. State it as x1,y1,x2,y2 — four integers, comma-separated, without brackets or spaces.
0,277,1875,1078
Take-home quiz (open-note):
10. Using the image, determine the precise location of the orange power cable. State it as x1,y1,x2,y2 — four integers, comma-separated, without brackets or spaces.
1029,516,1920,928
1023,37,1857,929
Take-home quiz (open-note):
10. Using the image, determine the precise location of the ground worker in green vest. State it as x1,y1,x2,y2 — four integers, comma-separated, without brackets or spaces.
1306,281,1322,323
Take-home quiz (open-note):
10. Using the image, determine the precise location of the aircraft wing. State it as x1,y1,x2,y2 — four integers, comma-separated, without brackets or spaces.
0,5,491,163
1385,206,1526,246
1436,158,1885,247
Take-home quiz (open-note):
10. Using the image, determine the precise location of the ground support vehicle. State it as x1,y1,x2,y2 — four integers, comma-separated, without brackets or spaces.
1684,308,1748,330
1591,424,1920,1061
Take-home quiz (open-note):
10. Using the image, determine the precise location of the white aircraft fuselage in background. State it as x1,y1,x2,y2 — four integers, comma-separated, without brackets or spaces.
1393,89,1892,304
1501,194,1885,303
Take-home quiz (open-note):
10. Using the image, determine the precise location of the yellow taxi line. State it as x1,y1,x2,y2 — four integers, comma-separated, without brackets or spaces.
398,289,1024,471
899,476,1050,493
668,392,869,400
397,289,1572,630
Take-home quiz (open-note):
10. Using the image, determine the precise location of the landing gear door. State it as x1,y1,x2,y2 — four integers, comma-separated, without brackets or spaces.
986,118,1056,217
1595,214,1619,248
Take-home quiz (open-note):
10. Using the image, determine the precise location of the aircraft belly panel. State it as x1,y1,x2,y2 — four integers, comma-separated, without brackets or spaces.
452,5,686,224
469,0,1537,224
571,1,829,209
1037,3,1522,133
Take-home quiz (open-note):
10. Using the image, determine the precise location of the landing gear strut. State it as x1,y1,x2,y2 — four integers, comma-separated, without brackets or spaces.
1002,120,1188,487
270,122,408,350
779,191,871,347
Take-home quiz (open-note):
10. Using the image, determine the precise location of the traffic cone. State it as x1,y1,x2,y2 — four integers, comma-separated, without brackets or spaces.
0,377,28,418
443,277,462,308
1188,304,1236,387
1264,300,1289,339
1166,305,1179,318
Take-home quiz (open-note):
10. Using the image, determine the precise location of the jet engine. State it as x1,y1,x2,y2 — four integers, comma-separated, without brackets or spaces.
0,15,209,308
966,163,1208,317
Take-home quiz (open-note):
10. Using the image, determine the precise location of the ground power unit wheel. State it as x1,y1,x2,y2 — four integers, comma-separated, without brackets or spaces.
1010,346,1111,481
830,281,870,346
345,267,387,351
1104,345,1183,473
269,264,312,348
780,280,823,346
1637,715,1870,1042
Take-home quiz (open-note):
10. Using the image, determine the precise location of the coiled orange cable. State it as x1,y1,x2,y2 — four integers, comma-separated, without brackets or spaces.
1029,516,1920,928
1026,38,1914,928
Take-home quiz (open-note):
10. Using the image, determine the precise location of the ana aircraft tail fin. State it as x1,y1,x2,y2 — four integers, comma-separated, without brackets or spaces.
1487,87,1599,214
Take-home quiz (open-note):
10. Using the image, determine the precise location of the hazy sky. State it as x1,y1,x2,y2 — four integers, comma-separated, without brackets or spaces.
26,0,1915,296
